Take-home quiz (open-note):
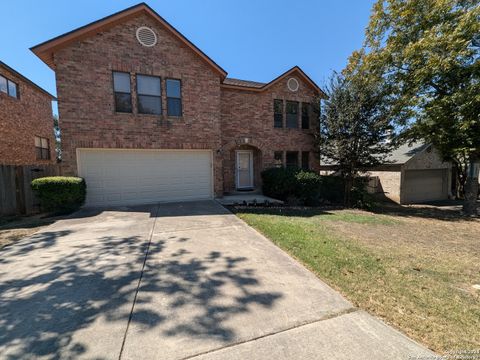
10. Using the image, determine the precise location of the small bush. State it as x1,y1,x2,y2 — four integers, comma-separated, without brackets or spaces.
351,178,377,210
31,176,86,213
318,176,345,204
295,171,323,205
262,167,335,206
261,167,299,200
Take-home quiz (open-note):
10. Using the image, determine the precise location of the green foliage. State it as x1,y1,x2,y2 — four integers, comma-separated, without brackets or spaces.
350,181,376,211
319,73,395,172
261,168,352,206
356,0,480,212
294,171,323,205
317,72,395,206
261,167,299,200
31,176,86,213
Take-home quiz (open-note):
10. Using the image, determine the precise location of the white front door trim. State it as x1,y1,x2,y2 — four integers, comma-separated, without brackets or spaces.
236,150,254,189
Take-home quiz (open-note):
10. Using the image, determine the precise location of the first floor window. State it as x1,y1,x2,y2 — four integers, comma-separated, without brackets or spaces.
301,151,310,170
286,101,299,128
35,136,50,160
113,71,132,113
274,151,283,167
274,99,283,128
0,75,18,98
286,151,299,168
137,74,161,115
166,79,182,117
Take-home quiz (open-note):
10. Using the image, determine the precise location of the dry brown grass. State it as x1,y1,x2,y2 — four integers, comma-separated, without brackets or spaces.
235,206,480,353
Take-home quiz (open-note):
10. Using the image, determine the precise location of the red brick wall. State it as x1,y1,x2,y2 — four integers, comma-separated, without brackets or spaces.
54,14,224,195
53,13,320,196
220,76,320,193
0,65,54,165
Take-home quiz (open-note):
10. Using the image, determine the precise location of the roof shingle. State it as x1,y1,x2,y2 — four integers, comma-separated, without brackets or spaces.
222,78,266,88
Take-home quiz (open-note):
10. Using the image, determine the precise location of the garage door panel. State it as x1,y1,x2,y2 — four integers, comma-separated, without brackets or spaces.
404,169,447,203
78,149,213,207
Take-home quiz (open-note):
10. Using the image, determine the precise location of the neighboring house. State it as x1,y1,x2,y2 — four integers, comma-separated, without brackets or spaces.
0,61,56,165
31,3,323,207
320,143,452,204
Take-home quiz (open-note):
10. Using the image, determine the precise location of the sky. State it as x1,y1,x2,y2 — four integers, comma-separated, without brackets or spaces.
1,0,376,112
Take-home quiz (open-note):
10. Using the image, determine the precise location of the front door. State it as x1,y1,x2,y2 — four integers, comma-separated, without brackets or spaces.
236,150,253,189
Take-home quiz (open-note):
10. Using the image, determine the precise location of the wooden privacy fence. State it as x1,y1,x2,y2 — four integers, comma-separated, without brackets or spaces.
0,164,61,216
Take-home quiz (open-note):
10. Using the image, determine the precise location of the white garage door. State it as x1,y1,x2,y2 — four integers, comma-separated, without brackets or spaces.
77,149,213,207
403,169,447,203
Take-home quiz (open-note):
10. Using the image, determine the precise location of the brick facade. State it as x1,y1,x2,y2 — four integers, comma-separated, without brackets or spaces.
0,63,55,165
38,6,320,196
221,77,319,193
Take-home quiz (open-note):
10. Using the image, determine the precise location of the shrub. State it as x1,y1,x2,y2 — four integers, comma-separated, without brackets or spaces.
31,176,86,213
295,171,323,205
318,176,345,204
261,167,299,200
262,168,328,205
351,178,377,210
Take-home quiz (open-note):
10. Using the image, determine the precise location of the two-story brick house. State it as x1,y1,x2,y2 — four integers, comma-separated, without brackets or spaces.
0,61,56,165
32,3,324,207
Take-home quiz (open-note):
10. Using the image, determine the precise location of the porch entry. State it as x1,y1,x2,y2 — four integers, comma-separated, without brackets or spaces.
236,150,254,189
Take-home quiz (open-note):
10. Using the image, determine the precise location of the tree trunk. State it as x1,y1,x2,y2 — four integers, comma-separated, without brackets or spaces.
462,160,479,216
344,176,354,207
452,160,467,199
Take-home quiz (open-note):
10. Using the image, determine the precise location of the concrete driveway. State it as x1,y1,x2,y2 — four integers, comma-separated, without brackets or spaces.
0,201,433,359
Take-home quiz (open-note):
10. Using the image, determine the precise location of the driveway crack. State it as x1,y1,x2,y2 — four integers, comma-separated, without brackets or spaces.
181,307,359,360
118,203,160,360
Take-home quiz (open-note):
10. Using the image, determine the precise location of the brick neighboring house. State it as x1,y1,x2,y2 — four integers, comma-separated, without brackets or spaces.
31,3,324,207
0,61,56,165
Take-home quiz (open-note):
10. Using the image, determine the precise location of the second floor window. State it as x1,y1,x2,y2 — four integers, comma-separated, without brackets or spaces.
302,103,310,129
0,74,18,99
35,136,50,160
286,101,299,128
166,79,182,117
137,74,161,115
274,99,283,128
113,72,132,113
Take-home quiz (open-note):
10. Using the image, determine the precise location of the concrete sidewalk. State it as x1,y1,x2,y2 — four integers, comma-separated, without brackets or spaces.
0,201,434,359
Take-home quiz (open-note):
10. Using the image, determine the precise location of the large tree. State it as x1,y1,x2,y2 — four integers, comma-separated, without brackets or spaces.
357,0,480,215
318,72,394,206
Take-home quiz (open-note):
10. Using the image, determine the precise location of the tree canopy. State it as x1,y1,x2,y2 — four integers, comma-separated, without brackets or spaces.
318,72,394,205
350,0,480,214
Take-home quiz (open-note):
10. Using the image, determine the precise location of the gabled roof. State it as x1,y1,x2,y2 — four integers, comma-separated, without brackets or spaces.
30,2,227,78
319,142,431,168
387,142,429,164
221,66,326,97
0,61,56,100
31,3,325,96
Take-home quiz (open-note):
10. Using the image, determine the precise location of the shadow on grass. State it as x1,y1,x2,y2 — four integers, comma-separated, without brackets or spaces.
371,199,479,222
228,206,337,218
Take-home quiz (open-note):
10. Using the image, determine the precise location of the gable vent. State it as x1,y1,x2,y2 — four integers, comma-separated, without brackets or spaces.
136,26,157,47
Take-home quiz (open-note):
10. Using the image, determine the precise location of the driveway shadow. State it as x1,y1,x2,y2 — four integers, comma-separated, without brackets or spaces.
133,238,283,344
0,202,283,359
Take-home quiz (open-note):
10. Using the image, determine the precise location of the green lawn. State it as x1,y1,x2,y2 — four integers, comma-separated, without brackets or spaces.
233,207,480,353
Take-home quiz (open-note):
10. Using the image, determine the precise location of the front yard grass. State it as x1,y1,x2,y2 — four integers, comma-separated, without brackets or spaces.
233,206,480,353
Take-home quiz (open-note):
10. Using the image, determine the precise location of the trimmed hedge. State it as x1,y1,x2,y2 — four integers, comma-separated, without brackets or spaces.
31,176,86,213
261,168,345,205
